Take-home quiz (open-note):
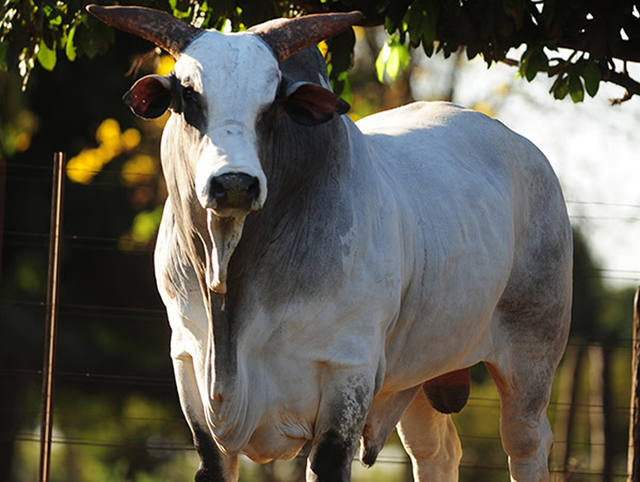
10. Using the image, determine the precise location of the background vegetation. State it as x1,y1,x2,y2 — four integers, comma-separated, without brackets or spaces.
1,1,639,481
2,0,640,102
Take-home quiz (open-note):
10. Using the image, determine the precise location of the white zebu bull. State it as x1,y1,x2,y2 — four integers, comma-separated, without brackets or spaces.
88,5,572,481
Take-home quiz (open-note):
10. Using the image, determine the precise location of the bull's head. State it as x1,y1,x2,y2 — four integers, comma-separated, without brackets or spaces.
87,5,362,294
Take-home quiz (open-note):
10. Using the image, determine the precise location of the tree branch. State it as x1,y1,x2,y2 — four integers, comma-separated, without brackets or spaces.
556,38,640,63
601,69,640,104
500,56,640,103
500,58,519,67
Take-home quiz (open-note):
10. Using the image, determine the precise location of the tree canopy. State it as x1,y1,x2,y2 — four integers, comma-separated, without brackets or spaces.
1,0,640,102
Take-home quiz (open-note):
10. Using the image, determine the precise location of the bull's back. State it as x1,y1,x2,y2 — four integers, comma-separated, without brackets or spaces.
354,102,571,386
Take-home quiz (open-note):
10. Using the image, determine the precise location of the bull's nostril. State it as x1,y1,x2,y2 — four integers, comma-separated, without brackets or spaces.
208,178,228,200
246,177,259,201
206,173,260,212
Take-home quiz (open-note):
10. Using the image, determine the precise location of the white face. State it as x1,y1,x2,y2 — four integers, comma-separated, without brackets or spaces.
153,31,282,293
172,30,281,214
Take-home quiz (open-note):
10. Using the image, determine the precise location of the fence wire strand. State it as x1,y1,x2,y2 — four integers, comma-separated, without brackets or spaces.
6,434,633,478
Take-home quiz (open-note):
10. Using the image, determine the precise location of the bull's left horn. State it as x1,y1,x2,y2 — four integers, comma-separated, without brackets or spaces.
86,5,200,58
249,11,364,64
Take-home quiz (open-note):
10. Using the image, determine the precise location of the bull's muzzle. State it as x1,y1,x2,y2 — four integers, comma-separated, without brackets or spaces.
205,172,260,216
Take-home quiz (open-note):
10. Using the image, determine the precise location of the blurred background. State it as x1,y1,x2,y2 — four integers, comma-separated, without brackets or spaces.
1,5,639,482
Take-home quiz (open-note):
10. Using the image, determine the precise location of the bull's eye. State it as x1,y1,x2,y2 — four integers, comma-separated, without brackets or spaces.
181,85,206,131
183,86,201,107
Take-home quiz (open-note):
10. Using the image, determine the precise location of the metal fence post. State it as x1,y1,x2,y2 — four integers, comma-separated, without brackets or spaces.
38,152,66,482
628,286,640,482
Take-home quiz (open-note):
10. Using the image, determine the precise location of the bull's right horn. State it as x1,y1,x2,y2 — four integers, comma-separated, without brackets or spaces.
86,5,200,58
249,11,364,64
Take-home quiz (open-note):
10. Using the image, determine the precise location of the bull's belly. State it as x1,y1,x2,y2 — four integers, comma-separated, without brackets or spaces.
381,294,502,391
382,341,488,393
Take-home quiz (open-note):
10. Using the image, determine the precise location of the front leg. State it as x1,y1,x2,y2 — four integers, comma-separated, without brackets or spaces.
172,355,238,482
306,372,374,482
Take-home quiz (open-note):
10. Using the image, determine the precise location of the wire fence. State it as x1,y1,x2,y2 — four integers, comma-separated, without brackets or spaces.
1,156,639,481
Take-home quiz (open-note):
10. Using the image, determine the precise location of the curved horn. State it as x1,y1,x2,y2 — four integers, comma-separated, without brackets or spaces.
249,11,364,63
85,5,200,58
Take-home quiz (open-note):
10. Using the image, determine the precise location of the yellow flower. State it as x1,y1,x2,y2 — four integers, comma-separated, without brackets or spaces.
96,143,118,163
122,154,157,186
156,55,175,76
67,150,94,184
14,132,31,152
95,118,122,151
318,41,328,58
121,128,141,151
66,146,114,184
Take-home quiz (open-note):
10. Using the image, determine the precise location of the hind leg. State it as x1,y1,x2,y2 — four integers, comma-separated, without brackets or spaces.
397,388,462,482
486,340,564,482
487,288,570,481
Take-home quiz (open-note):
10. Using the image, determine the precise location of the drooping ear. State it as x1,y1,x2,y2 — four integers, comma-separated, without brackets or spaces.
281,81,350,126
123,74,173,119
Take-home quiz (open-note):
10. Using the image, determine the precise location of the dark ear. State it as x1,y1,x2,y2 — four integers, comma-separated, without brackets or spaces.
123,74,172,119
282,81,350,126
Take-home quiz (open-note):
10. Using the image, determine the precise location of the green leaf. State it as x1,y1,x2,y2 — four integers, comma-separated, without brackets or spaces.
76,16,114,59
581,61,600,97
422,0,439,47
327,28,356,80
384,15,396,34
422,39,434,57
569,73,584,102
326,28,356,96
47,8,62,27
550,74,569,100
37,39,56,70
386,46,401,80
518,49,530,79
407,3,427,47
376,37,410,84
384,2,410,34
375,42,389,83
65,24,77,61
529,49,548,78
520,47,548,82
337,71,352,106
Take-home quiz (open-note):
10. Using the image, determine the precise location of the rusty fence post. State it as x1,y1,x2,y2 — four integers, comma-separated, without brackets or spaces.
628,286,640,482
38,152,66,482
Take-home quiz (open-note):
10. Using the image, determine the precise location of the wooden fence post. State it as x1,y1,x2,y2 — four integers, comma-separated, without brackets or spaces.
628,286,640,481
38,153,66,482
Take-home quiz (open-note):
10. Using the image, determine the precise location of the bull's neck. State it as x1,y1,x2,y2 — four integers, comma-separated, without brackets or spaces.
257,108,350,206
221,109,352,311
223,109,353,306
